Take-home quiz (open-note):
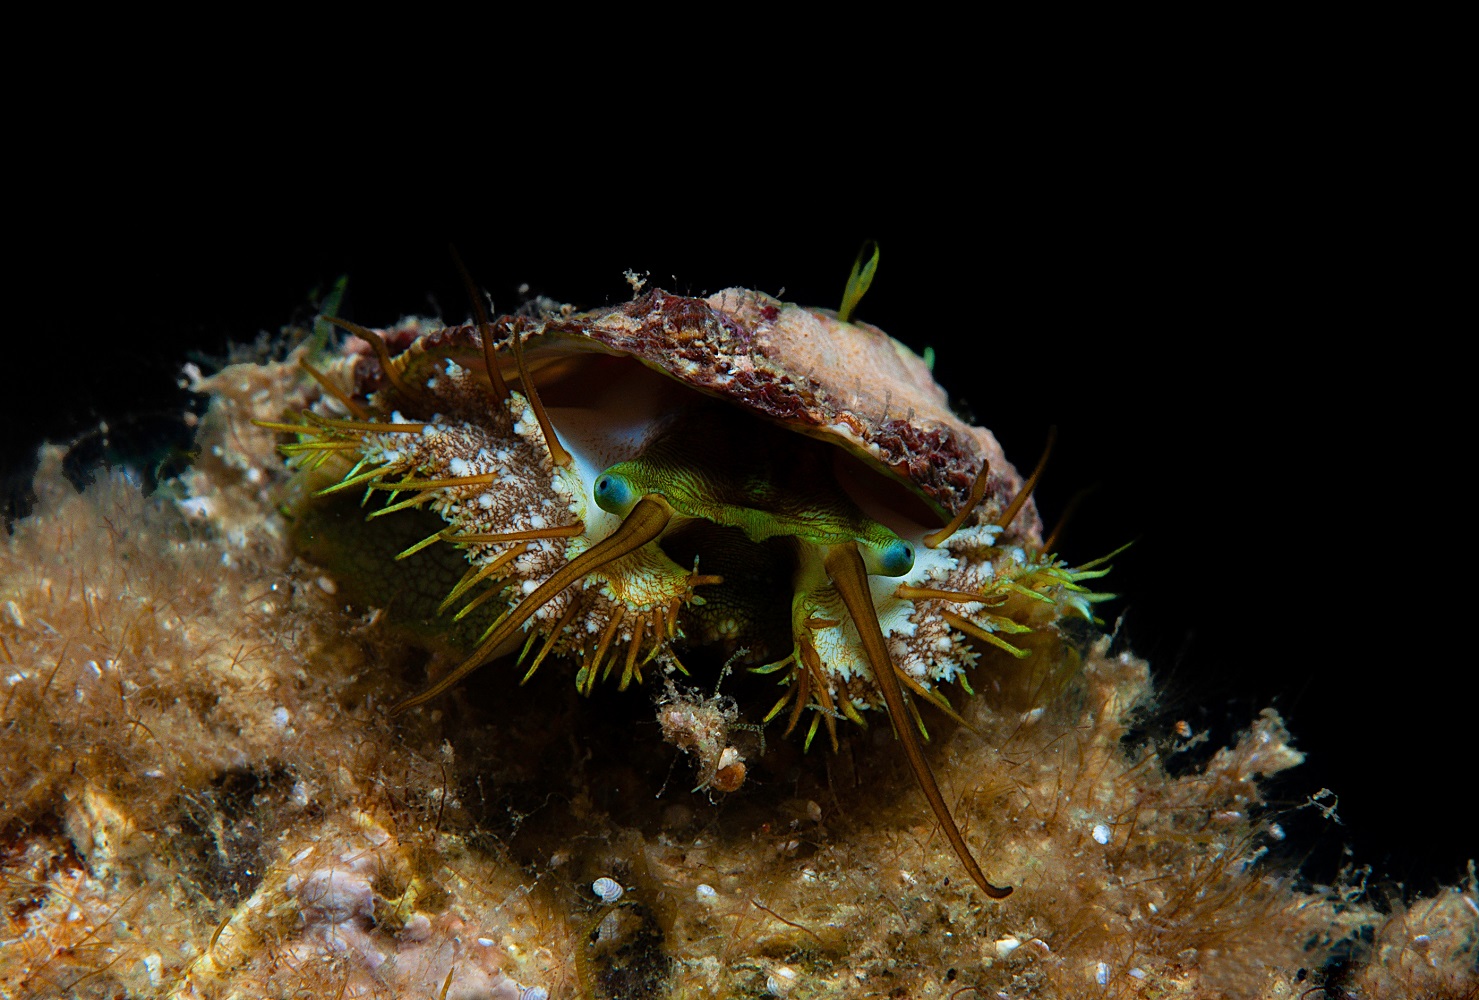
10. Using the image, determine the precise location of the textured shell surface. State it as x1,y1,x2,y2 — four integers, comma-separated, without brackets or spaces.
288,285,1101,724
383,287,1027,517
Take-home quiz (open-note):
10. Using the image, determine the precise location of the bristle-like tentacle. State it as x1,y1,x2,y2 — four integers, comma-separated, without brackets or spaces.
507,319,571,468
521,600,582,685
924,459,992,549
391,495,674,713
994,427,1056,531
323,317,418,402
941,610,1032,659
298,356,369,420
449,245,513,403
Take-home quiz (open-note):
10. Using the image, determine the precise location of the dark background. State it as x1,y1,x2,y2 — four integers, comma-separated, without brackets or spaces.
6,157,1465,900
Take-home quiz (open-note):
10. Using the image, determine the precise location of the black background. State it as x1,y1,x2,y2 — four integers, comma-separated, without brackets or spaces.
6,135,1466,902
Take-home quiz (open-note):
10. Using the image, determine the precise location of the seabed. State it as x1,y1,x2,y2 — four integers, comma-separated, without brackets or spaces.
1,344,1475,999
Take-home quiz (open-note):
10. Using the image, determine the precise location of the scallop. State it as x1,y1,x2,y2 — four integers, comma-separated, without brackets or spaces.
268,261,1114,898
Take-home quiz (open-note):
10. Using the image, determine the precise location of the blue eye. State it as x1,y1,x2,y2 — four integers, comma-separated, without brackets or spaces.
593,470,635,514
875,539,915,577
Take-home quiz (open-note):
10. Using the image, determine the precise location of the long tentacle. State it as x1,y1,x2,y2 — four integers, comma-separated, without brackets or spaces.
923,459,991,549
322,317,419,402
508,318,571,468
449,244,512,402
994,426,1056,531
392,496,673,713
824,542,1013,899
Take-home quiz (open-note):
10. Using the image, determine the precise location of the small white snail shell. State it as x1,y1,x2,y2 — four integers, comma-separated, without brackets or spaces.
591,876,623,903
766,965,797,995
521,988,549,1000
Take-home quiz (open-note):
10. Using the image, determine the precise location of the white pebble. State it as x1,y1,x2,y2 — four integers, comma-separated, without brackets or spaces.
1092,824,1111,845
176,497,213,520
477,937,495,947
294,869,374,922
1095,961,1110,985
400,913,431,941
272,706,291,728
592,877,623,903
994,935,1021,957
695,883,717,899
1128,967,1146,979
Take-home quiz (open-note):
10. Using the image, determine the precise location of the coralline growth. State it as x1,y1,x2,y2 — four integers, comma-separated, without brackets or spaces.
0,294,1474,998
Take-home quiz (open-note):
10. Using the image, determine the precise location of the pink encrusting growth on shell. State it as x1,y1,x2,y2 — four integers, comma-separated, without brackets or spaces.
367,288,1029,519
544,288,1029,518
